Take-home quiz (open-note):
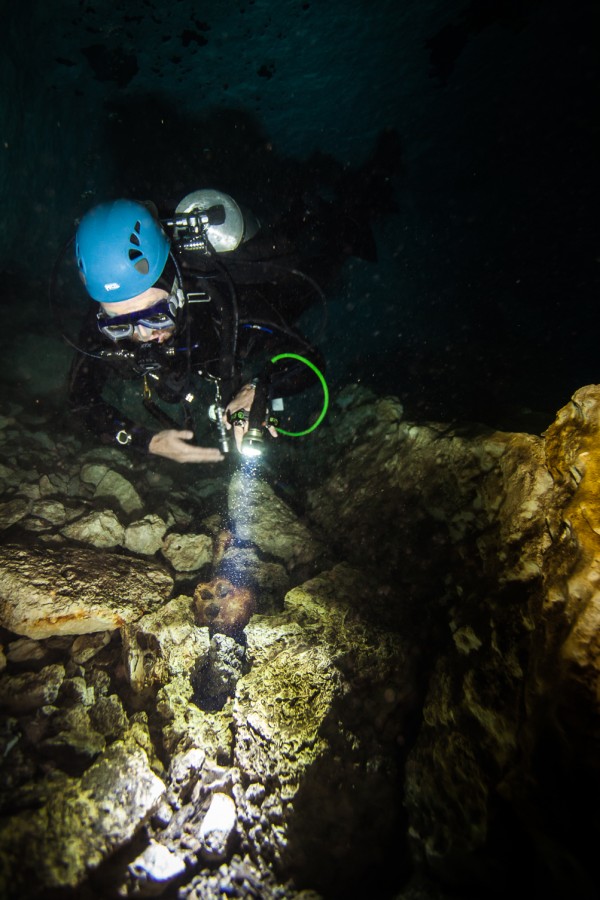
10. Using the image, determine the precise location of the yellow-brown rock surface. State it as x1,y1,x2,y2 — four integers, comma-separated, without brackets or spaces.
304,384,600,895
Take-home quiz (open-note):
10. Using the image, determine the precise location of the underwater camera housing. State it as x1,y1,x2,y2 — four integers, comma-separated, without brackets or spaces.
163,189,260,255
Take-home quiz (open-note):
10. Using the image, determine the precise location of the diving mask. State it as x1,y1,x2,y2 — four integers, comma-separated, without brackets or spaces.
97,297,179,341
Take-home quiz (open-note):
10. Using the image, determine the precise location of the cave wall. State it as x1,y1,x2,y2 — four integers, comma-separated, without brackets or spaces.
298,383,600,897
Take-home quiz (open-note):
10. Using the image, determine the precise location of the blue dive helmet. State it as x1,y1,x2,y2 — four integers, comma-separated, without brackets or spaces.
75,200,170,302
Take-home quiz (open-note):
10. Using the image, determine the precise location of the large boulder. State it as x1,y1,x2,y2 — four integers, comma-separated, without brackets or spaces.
228,472,326,573
0,739,166,898
232,564,416,897
0,543,173,638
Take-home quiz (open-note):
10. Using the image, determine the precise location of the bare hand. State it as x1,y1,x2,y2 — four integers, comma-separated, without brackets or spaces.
148,430,225,463
225,385,278,452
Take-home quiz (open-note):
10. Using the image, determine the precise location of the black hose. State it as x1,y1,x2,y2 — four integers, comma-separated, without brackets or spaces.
187,238,240,407
247,375,272,434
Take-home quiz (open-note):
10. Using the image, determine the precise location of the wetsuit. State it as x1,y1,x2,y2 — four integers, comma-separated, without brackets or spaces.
68,253,326,453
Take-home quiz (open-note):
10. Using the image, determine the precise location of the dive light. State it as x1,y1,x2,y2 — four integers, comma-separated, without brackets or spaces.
241,427,264,458
241,379,271,459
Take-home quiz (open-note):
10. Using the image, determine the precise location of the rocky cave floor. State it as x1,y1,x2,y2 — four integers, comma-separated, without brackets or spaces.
1,382,599,900
0,392,419,900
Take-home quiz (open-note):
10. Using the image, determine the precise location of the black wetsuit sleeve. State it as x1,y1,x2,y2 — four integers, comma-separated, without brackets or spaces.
238,319,325,399
68,338,154,454
268,338,325,399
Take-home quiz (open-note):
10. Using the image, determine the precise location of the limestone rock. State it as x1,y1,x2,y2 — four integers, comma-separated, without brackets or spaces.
161,532,213,572
83,466,144,514
232,564,414,895
4,380,600,897
300,385,600,893
0,740,166,897
124,514,168,555
128,840,186,895
228,473,324,571
538,385,600,759
0,497,31,529
0,663,65,713
199,792,237,862
122,595,210,693
156,674,233,762
0,543,173,638
61,509,125,548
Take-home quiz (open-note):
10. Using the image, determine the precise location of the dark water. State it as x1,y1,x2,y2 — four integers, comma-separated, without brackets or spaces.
1,0,598,431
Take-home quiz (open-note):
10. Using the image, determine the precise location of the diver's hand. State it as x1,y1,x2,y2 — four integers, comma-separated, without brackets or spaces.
148,430,224,463
225,385,278,452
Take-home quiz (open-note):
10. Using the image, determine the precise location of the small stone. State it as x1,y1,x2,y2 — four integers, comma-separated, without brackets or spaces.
80,463,109,486
0,663,65,713
0,462,16,479
16,483,41,500
38,474,56,496
168,747,206,802
6,637,48,664
29,500,67,526
89,694,129,739
128,840,186,894
161,533,213,572
94,469,144,514
61,509,125,548
30,431,55,451
152,800,174,828
124,515,168,556
245,783,265,806
41,706,106,761
0,498,31,529
60,676,94,706
71,632,112,664
198,792,237,862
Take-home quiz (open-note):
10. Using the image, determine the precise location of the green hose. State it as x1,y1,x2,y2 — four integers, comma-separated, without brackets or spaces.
270,353,329,437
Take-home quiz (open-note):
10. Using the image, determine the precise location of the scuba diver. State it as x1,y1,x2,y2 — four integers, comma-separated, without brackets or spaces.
67,187,371,463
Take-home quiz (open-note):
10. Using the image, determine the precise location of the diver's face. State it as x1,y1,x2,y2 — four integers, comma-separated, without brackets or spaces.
99,287,176,343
